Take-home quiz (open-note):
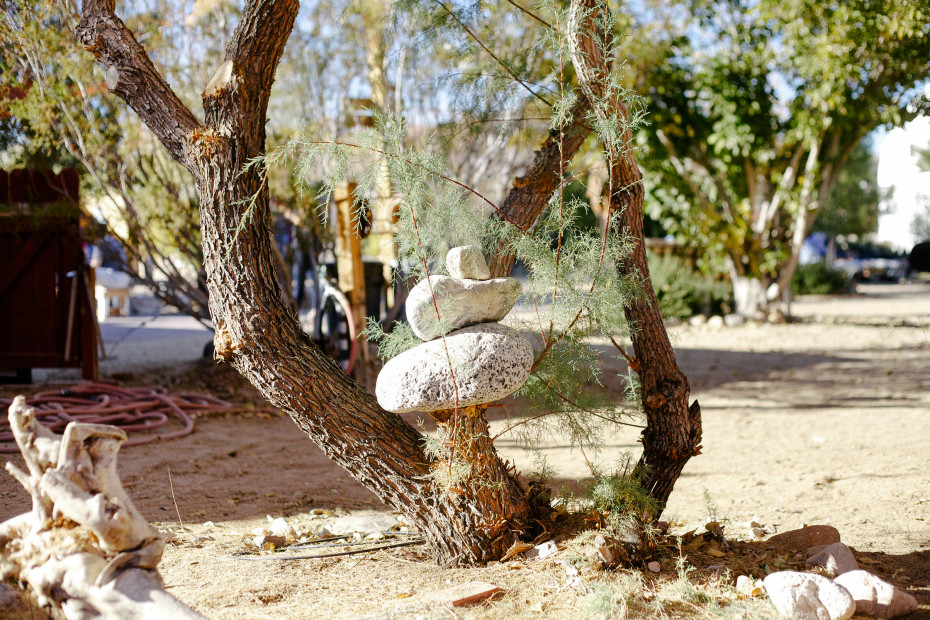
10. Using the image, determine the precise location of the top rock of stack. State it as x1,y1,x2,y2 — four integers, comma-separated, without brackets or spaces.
446,245,491,280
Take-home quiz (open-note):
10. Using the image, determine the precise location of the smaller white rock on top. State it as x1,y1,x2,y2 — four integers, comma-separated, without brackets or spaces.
406,275,521,342
447,245,490,280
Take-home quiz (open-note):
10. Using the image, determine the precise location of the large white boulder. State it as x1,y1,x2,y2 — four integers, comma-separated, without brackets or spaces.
375,323,533,413
762,571,855,620
406,275,521,341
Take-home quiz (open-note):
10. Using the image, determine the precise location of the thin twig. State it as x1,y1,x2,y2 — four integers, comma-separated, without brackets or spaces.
505,0,558,32
230,538,425,561
404,184,462,469
608,335,639,370
491,381,645,441
167,468,185,532
432,0,552,107
290,140,522,229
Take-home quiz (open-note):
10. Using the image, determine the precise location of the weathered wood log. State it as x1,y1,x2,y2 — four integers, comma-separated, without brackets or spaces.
0,396,203,619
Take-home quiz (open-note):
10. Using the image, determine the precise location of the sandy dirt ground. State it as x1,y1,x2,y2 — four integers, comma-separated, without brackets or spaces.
1,282,929,618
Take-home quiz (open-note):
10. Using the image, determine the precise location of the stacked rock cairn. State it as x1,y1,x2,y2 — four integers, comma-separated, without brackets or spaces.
376,245,533,471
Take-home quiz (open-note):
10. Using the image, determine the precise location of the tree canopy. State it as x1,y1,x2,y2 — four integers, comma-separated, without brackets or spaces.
626,0,929,311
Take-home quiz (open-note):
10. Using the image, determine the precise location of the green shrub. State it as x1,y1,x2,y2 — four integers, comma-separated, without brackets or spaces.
791,261,851,295
647,253,732,319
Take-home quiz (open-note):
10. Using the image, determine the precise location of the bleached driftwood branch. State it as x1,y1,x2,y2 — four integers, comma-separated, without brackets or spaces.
0,396,203,619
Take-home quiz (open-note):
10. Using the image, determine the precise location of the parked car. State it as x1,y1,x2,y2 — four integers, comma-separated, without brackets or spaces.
833,242,908,282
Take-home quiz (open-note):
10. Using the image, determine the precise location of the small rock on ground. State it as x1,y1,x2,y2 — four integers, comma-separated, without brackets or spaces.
525,540,557,560
763,571,855,620
834,570,918,619
736,575,764,598
426,581,501,607
806,542,858,577
724,313,745,327
766,525,841,551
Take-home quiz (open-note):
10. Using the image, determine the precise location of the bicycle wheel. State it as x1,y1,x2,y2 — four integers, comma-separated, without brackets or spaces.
313,289,357,374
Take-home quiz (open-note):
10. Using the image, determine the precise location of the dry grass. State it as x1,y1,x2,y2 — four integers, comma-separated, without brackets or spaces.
148,512,790,619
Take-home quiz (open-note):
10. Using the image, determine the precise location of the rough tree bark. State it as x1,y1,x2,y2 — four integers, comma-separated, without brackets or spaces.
76,0,535,566
569,0,702,507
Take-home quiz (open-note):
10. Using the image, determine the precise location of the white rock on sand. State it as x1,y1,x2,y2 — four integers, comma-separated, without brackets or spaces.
833,570,918,618
405,275,521,341
375,323,533,413
762,571,855,620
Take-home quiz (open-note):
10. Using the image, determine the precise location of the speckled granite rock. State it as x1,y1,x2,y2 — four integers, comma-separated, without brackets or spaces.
375,323,533,413
446,245,491,280
406,275,521,341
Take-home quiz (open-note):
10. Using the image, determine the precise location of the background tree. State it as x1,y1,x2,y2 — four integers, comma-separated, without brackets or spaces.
911,143,930,243
626,0,929,315
812,142,883,241
1,0,227,323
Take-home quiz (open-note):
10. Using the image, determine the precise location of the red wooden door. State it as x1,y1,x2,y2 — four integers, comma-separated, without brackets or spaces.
0,169,97,380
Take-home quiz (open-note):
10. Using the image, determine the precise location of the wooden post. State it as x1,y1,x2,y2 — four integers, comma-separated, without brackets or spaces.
333,182,367,358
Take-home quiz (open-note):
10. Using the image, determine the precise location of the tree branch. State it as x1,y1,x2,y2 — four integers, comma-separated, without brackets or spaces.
487,92,593,277
569,0,701,508
202,0,299,138
75,0,203,171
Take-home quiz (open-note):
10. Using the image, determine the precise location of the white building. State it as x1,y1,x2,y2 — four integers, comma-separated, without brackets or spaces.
876,115,930,251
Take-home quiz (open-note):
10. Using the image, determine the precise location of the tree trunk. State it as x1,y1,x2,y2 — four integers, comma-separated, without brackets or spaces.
732,274,770,318
569,0,702,509
77,0,533,567
606,151,703,506
429,406,534,527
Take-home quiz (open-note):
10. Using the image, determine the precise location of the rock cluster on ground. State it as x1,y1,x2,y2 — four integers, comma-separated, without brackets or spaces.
376,246,532,413
761,526,918,619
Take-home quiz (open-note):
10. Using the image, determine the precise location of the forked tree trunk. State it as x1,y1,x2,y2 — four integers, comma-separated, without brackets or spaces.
487,92,593,278
569,0,701,508
76,0,532,566
75,0,697,572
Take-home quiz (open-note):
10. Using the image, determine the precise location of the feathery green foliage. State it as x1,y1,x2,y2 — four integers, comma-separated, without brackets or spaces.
588,456,659,523
252,0,650,482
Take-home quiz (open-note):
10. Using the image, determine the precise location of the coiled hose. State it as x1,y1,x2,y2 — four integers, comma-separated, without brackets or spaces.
0,382,234,453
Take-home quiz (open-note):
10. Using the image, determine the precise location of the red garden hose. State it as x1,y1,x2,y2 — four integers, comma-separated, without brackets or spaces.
0,382,234,453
